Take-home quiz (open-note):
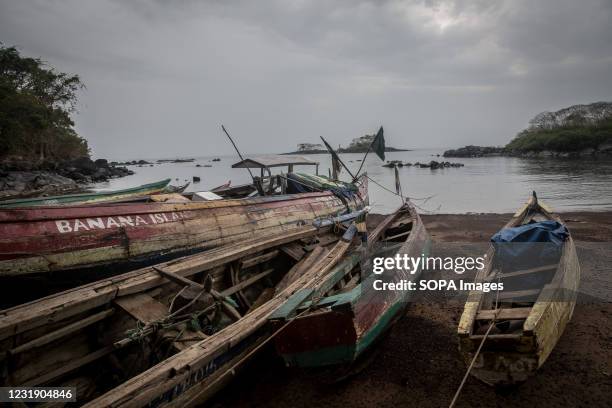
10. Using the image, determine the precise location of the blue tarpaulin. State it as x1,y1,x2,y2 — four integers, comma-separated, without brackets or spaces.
491,220,568,271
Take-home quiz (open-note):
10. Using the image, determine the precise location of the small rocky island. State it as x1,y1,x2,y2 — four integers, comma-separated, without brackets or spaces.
445,102,612,158
284,133,409,154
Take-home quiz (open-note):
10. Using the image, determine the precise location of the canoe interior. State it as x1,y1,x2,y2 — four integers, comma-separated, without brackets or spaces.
87,221,362,407
0,226,341,405
274,202,430,368
457,195,580,386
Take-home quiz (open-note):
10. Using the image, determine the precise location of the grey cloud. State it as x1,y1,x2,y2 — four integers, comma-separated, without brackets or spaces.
0,0,610,159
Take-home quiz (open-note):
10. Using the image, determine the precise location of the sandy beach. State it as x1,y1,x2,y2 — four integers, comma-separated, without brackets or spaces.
212,211,612,407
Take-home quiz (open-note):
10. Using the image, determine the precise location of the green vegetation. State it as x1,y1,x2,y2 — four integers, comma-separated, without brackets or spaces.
506,118,612,152
0,44,88,164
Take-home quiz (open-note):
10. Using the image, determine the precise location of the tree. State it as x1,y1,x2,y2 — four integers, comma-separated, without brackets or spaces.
0,44,88,163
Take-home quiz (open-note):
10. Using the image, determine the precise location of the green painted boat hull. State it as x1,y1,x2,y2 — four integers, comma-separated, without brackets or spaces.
0,179,171,208
274,205,431,368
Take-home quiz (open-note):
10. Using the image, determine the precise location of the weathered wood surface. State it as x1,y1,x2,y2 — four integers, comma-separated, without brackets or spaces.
0,178,367,276
0,227,318,342
274,202,431,367
457,195,580,386
0,179,171,208
0,223,337,396
84,230,355,407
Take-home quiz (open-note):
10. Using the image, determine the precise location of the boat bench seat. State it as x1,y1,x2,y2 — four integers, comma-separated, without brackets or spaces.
476,307,531,321
486,264,557,281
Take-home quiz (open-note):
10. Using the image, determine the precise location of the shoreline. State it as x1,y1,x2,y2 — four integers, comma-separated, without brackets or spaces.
0,158,133,200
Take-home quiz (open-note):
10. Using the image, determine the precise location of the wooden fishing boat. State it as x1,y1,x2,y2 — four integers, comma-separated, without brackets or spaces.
0,155,368,282
457,193,580,386
0,211,364,406
163,181,190,194
271,201,430,368
0,179,172,208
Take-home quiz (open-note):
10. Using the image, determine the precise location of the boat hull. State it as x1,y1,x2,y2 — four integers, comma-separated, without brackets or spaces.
0,183,367,278
0,179,171,208
274,203,430,367
457,196,580,387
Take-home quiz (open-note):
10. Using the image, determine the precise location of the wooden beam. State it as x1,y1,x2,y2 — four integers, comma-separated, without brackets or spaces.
469,333,522,340
487,264,557,280
9,309,114,356
280,243,305,261
23,346,115,386
114,293,168,324
240,250,279,269
0,227,319,342
368,208,403,245
475,307,531,321
86,234,355,408
220,269,274,297
496,289,541,301
152,266,203,290
383,229,412,242
275,246,326,293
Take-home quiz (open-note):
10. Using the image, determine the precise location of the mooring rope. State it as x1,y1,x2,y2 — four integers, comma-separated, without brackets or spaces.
449,271,503,408
364,174,439,213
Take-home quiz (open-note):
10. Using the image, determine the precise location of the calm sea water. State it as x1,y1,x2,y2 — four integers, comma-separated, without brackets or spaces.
92,149,612,215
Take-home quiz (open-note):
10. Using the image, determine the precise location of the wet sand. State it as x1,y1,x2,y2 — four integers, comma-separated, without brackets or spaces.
211,212,612,408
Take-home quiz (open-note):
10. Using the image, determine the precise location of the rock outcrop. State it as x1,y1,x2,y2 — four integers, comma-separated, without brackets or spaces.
0,157,134,200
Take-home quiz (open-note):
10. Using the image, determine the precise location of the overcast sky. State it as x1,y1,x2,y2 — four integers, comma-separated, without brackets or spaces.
1,0,611,159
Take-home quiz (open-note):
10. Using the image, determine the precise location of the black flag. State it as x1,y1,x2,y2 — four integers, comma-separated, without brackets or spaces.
371,126,385,161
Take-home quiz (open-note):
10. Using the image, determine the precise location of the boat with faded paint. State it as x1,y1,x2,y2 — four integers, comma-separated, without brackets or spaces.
0,179,172,208
0,212,364,406
271,201,430,368
457,193,580,386
0,154,368,280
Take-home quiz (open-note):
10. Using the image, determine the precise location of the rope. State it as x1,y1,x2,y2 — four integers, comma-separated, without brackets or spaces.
365,175,440,214
449,270,504,408
448,317,496,408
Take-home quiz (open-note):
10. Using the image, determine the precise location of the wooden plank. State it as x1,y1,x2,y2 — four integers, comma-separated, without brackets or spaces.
220,269,274,297
23,346,115,386
240,250,279,269
496,289,541,301
246,288,275,314
0,227,320,343
280,243,305,261
152,266,203,290
275,246,326,293
469,333,522,340
486,264,557,281
0,188,354,277
85,236,355,408
383,230,412,241
475,307,532,321
268,289,314,320
368,207,404,245
114,294,168,324
9,309,114,356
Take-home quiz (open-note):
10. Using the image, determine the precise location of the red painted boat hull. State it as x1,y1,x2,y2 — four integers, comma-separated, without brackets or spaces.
0,179,367,278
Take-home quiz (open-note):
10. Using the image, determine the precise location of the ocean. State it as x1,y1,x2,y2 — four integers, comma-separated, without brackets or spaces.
92,149,612,215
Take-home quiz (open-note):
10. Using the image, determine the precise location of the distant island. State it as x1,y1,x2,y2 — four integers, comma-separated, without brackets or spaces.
444,102,612,158
283,134,410,155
